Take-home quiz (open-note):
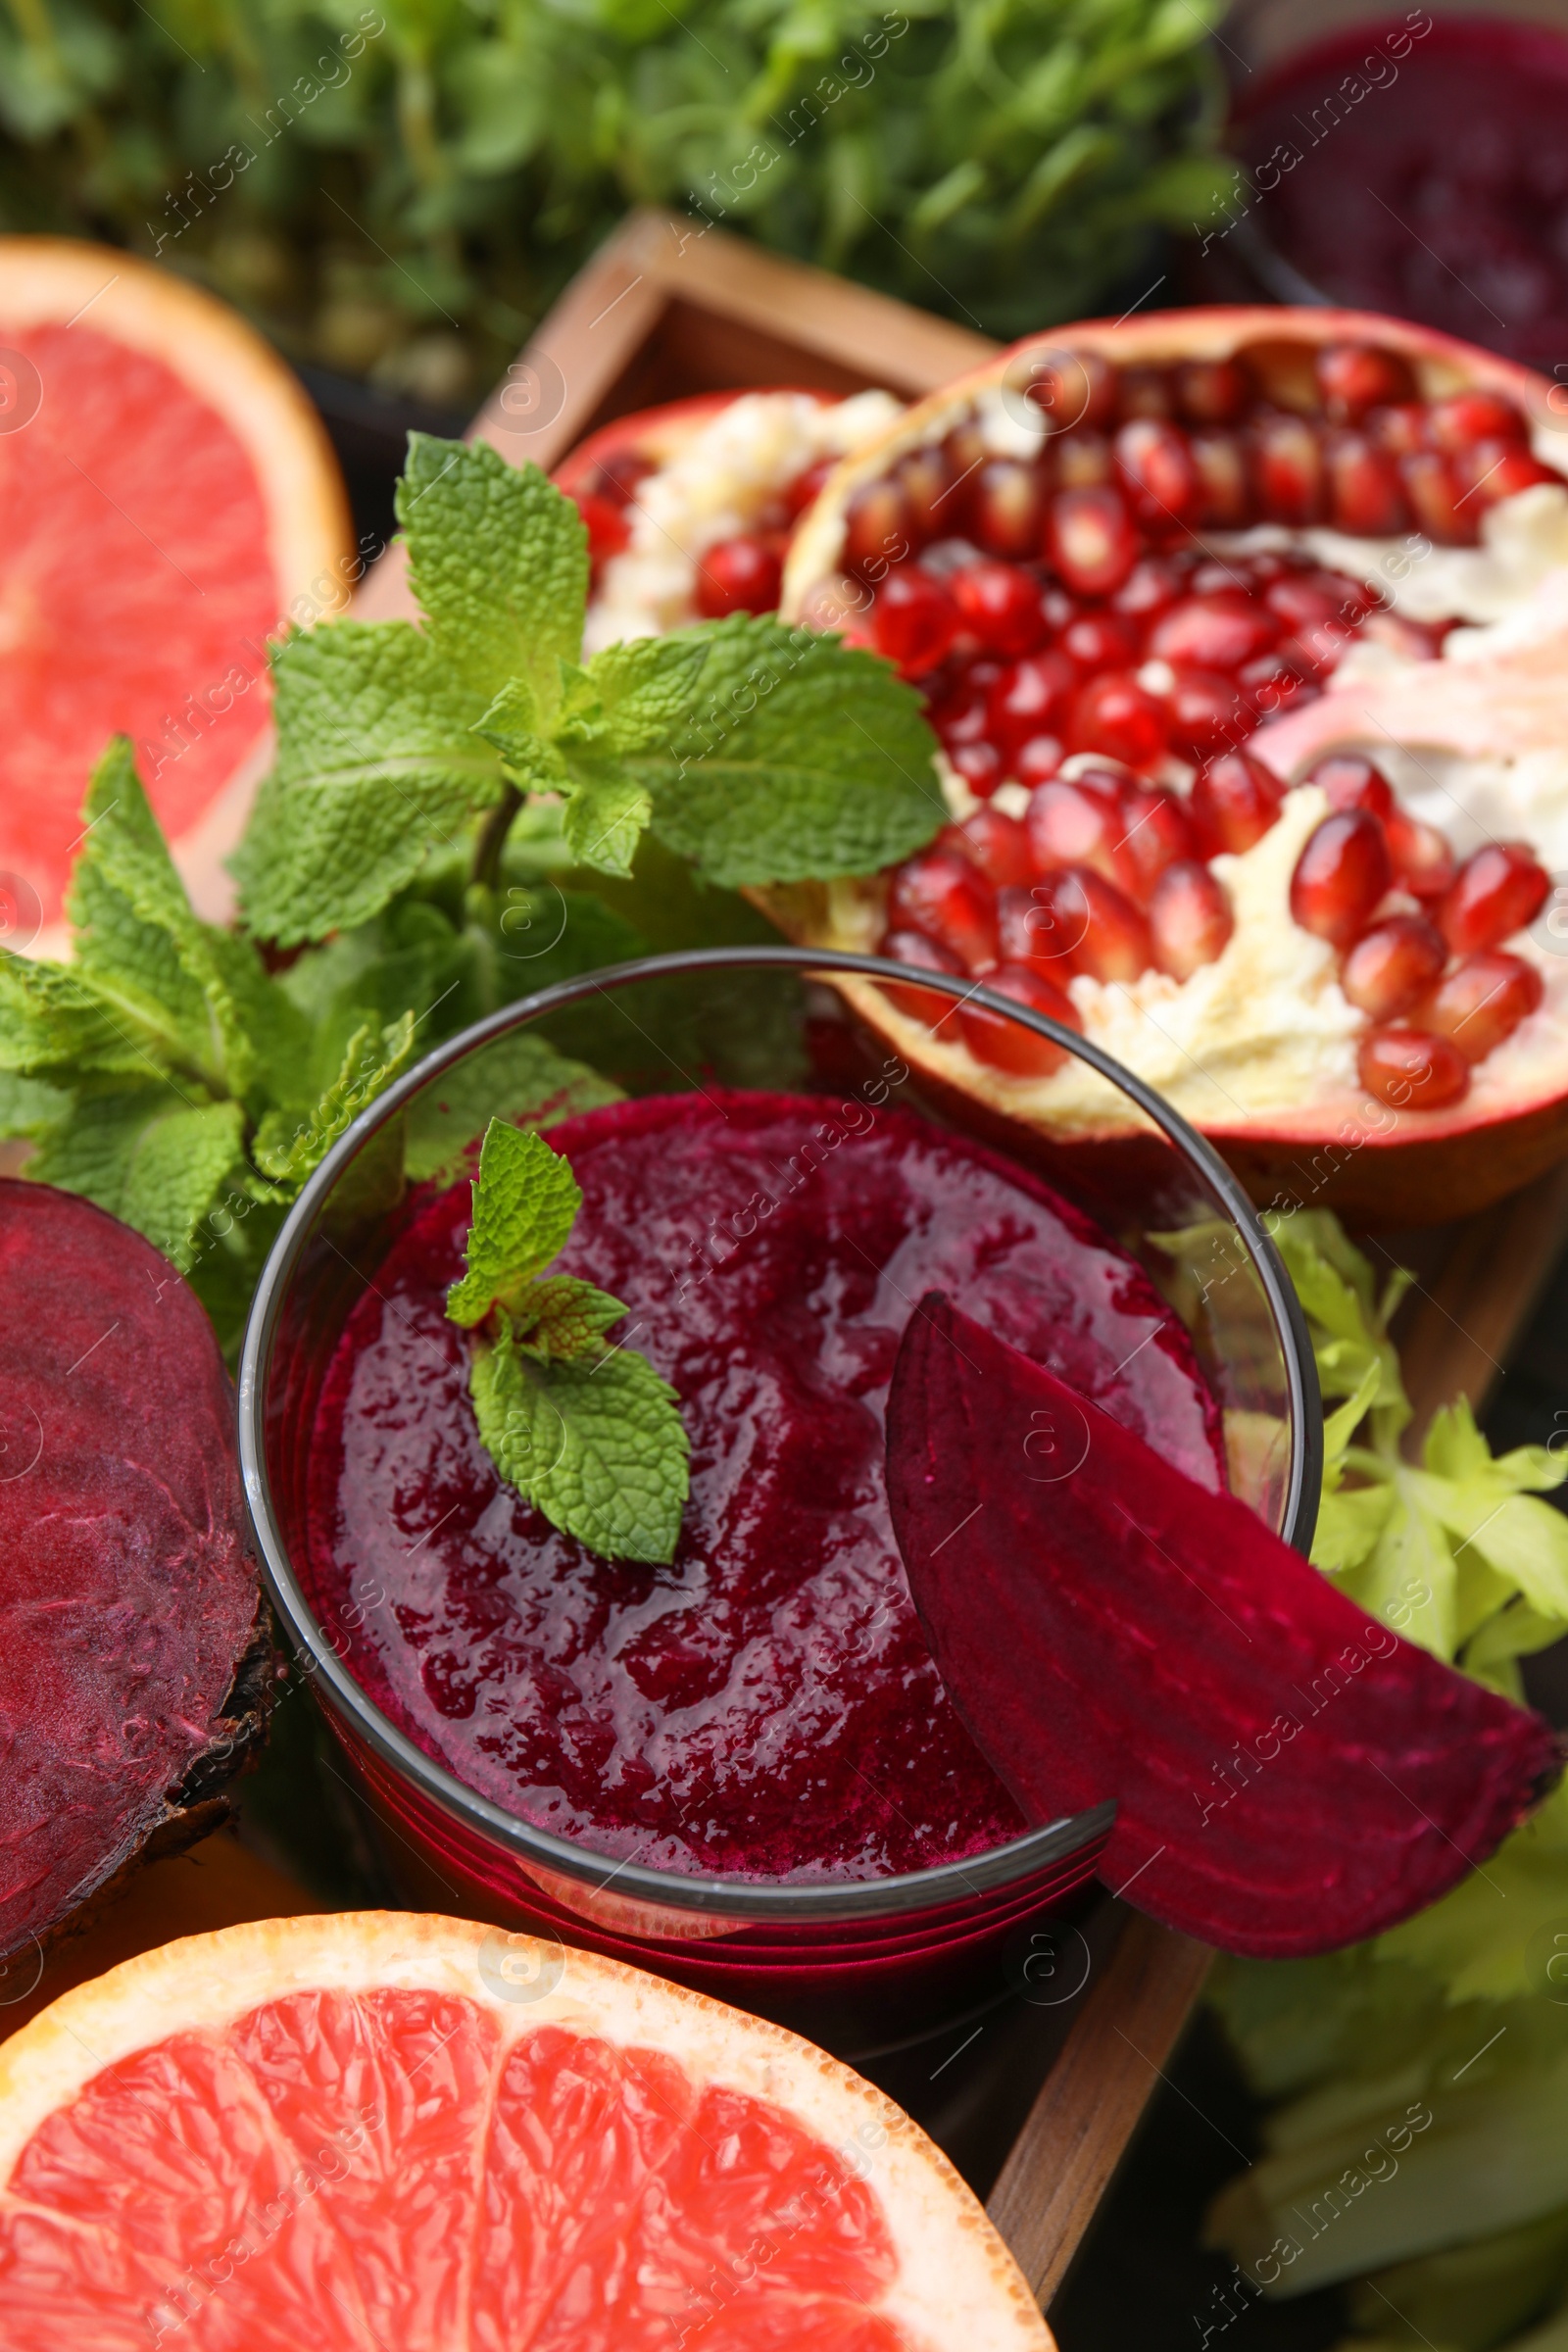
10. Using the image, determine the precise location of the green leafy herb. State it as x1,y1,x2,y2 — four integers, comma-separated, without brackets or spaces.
1202,1212,1568,2333
447,1118,688,1563
234,437,942,943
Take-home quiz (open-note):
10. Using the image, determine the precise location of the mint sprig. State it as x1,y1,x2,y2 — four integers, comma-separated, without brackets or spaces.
448,1119,688,1563
233,434,941,943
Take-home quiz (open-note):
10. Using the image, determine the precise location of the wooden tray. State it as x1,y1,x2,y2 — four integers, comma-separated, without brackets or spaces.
8,210,1563,2335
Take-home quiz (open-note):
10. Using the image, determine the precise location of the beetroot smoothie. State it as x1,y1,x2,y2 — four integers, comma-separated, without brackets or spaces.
305,1091,1223,1882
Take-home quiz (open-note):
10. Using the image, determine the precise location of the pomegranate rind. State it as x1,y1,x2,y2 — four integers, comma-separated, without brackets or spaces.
0,1180,266,1963
774,306,1568,1225
885,1295,1561,1958
0,237,352,949
0,1910,1052,2351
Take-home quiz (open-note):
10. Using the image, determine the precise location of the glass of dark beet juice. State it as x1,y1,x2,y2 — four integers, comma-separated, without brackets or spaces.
240,949,1319,2056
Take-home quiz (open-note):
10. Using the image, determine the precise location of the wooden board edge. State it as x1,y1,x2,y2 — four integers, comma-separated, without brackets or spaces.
985,1908,1213,2309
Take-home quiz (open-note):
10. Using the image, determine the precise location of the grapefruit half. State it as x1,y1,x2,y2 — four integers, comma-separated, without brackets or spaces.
0,1911,1050,2351
0,240,352,956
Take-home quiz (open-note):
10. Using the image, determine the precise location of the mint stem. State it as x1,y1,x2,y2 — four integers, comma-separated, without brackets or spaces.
471,781,523,894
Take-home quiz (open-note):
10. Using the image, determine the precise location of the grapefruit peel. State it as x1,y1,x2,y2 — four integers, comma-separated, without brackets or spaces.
883,1293,1561,1958
0,1911,1051,2351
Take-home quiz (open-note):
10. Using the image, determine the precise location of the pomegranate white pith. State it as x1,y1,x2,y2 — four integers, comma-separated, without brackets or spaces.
776,310,1568,1218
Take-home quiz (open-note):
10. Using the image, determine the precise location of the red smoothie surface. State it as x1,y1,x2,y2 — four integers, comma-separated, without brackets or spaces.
305,1091,1224,1882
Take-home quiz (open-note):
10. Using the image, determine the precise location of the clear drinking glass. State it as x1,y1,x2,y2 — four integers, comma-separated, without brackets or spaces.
239,949,1320,2056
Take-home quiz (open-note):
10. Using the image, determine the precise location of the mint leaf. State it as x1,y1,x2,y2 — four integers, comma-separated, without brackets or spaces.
234,622,502,944
446,1120,581,1325
69,739,262,1094
631,615,944,886
555,760,654,879
0,1069,69,1139
471,1317,688,1564
0,950,152,1079
253,1012,416,1187
472,678,567,794
399,436,587,711
30,1087,246,1273
404,1031,621,1185
447,1114,689,1561
571,636,711,755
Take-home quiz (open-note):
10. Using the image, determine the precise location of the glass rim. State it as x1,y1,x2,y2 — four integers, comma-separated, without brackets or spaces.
238,945,1322,1925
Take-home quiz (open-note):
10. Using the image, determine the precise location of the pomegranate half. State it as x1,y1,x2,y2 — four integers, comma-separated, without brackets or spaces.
775,308,1568,1226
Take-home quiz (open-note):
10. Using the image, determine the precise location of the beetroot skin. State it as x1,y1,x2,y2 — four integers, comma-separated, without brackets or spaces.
885,1295,1562,1956
0,1182,266,1961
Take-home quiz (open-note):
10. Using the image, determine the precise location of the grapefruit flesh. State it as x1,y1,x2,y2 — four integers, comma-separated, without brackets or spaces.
0,240,351,945
0,1913,1050,2350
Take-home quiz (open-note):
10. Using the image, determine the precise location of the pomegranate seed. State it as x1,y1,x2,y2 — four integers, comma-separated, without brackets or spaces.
1061,612,1142,672
871,564,958,672
799,572,873,642
927,681,990,747
1162,666,1247,762
1027,350,1117,434
571,489,631,565
949,741,1004,798
1066,669,1168,769
1367,404,1428,458
1239,651,1316,720
1174,359,1248,424
1027,772,1126,880
1046,485,1138,596
943,808,1033,888
989,651,1075,750
888,849,1000,970
878,928,966,1027
781,457,835,519
593,449,656,503
1417,952,1544,1061
1188,429,1251,526
1307,753,1393,818
1426,392,1529,453
1190,750,1284,855
972,459,1047,560
998,881,1084,974
695,534,783,617
896,447,955,540
1251,414,1325,524
1148,592,1277,671
1048,430,1115,493
1114,417,1200,529
951,561,1046,656
1325,431,1409,535
1316,344,1414,421
958,963,1080,1076
1291,809,1393,948
1399,451,1476,546
1047,866,1153,983
1341,914,1447,1019
1150,859,1234,979
844,477,912,573
1014,735,1065,786
1117,367,1174,420
1263,577,1342,636
1112,556,1187,617
1358,1026,1470,1109
1040,585,1079,631
1387,810,1456,902
1450,439,1558,509
1438,842,1550,953
1115,782,1200,906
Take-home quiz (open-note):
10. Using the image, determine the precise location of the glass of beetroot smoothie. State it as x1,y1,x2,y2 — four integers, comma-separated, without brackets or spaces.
240,948,1319,2054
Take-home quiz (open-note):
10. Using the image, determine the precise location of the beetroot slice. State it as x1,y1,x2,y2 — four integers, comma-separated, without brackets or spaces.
885,1294,1561,1957
0,1181,266,1963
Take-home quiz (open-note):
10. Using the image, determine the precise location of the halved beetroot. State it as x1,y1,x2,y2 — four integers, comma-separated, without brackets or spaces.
774,307,1568,1226
0,1182,267,1965
884,1295,1560,1956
